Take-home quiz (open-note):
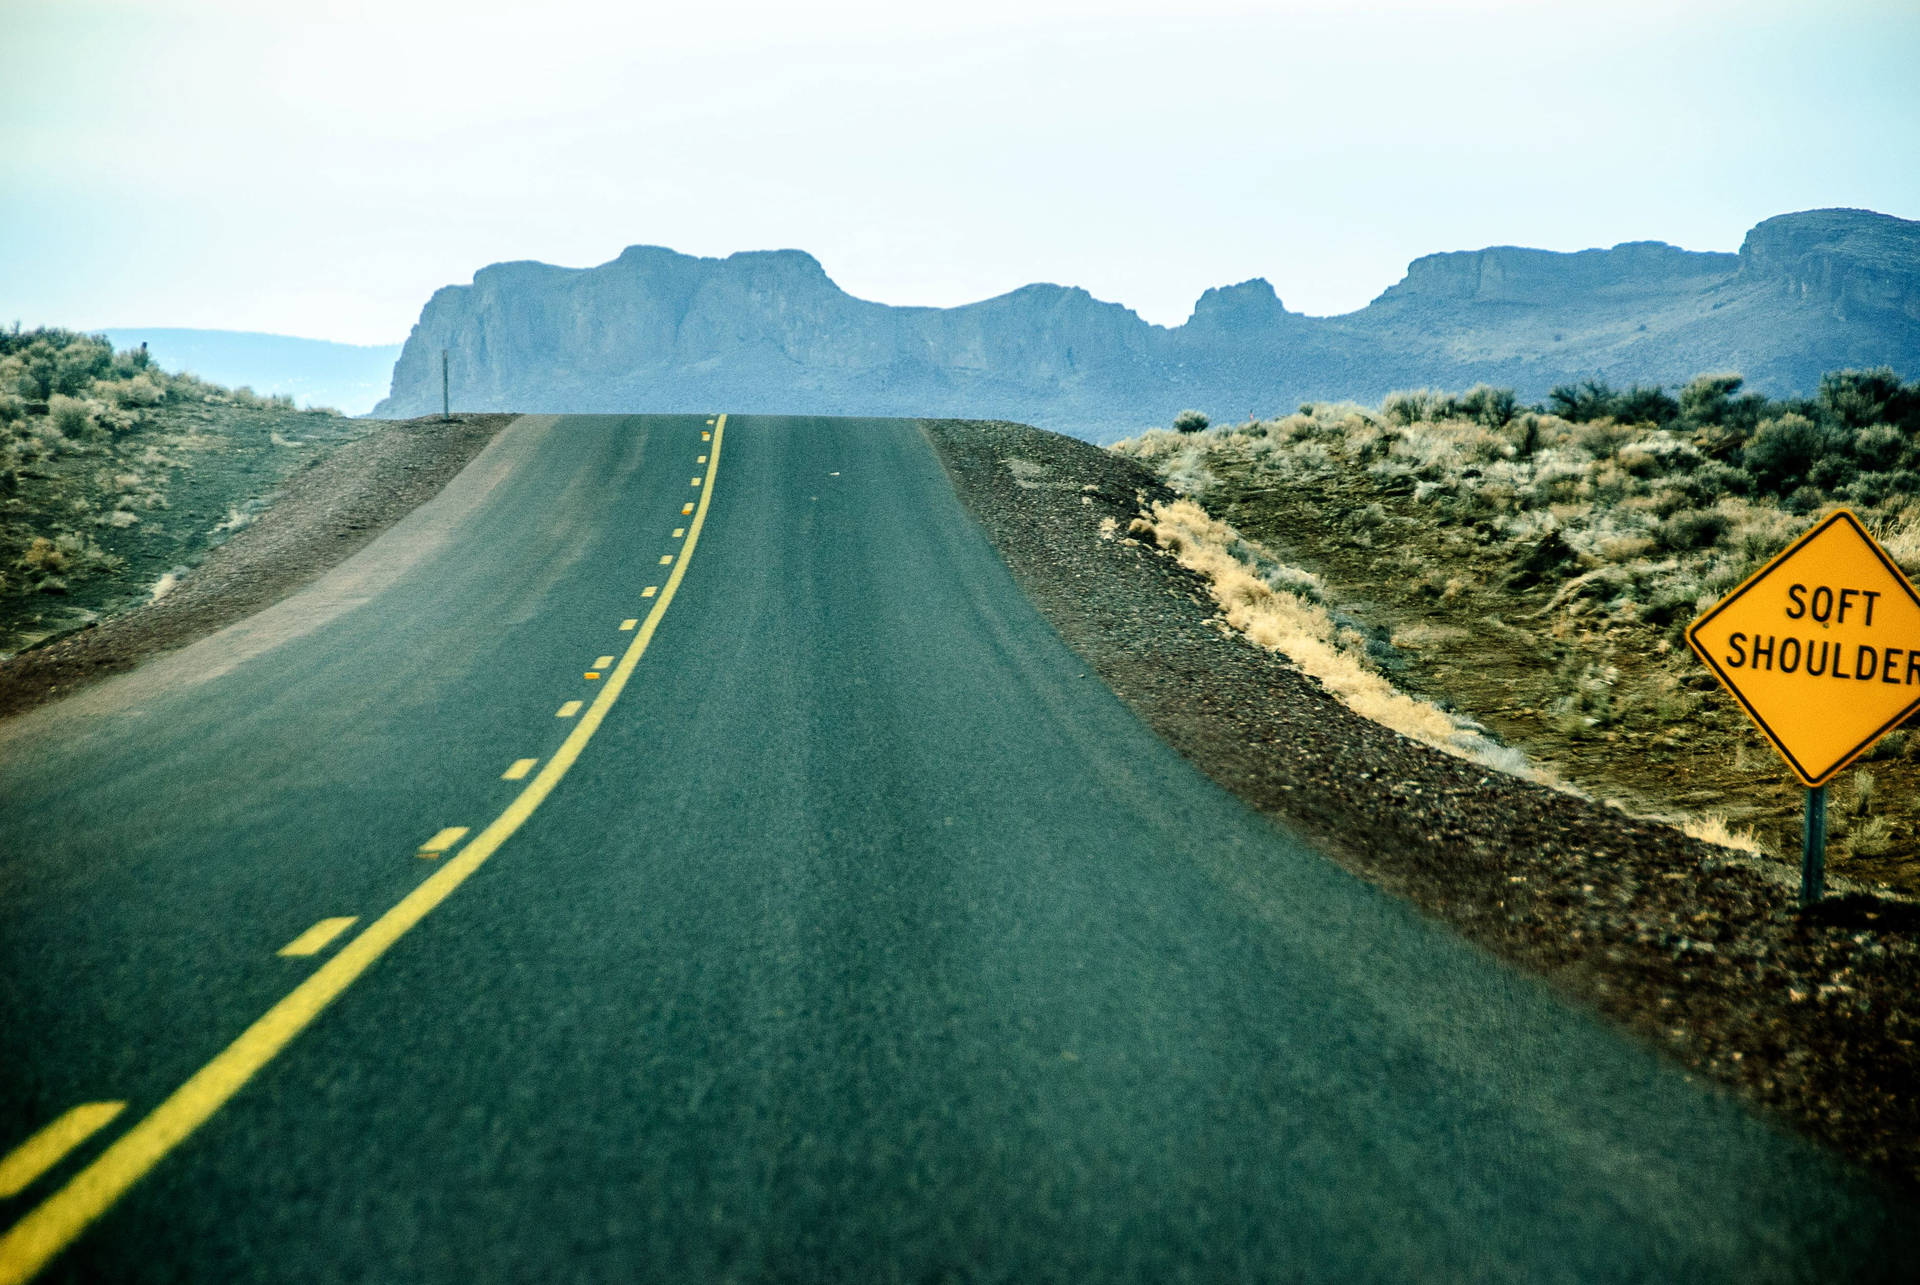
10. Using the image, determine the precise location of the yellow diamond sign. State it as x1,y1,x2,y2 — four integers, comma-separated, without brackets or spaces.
1688,508,1920,786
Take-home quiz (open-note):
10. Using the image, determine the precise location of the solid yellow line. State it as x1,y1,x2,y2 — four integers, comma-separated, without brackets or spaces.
501,758,537,782
555,700,583,718
0,415,729,1285
417,825,468,854
275,917,358,958
0,1106,125,1201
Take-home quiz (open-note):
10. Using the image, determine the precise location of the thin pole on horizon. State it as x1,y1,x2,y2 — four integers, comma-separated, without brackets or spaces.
441,349,450,421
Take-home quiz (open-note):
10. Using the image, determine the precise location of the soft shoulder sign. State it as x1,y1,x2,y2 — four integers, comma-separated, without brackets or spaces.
1687,508,1920,787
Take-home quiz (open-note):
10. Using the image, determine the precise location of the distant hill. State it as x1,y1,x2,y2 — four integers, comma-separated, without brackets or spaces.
374,209,1920,441
101,329,401,416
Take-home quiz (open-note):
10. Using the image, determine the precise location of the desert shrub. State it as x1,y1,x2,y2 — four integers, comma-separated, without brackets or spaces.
112,374,165,409
1506,413,1544,458
1807,453,1857,492
1548,380,1618,423
1656,508,1729,552
1843,472,1896,507
1852,424,1904,472
1612,385,1681,426
15,345,57,400
1689,460,1753,499
1743,413,1836,494
1172,409,1210,434
1781,484,1826,515
1382,389,1445,426
1573,419,1636,460
48,394,96,438
1819,366,1919,433
19,536,67,574
1456,384,1519,428
1678,373,1750,426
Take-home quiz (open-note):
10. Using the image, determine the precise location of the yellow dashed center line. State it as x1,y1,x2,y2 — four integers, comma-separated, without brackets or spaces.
501,758,538,782
682,503,694,515
697,455,707,464
691,477,703,487
658,554,674,566
641,586,658,598
671,528,684,539
0,415,731,1285
276,917,359,959
591,655,615,669
555,700,583,718
0,1105,126,1201
416,826,469,857
619,619,638,631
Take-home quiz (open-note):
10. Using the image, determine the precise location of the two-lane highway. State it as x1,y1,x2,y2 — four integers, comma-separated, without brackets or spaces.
1,414,1913,1281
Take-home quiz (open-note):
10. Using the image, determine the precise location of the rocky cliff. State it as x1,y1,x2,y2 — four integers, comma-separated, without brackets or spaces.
375,209,1920,441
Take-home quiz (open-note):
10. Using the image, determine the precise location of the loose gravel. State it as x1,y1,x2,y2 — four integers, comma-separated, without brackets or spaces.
923,416,1920,1190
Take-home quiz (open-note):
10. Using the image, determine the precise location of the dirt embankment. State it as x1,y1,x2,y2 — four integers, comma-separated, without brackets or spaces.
0,414,514,720
922,417,1920,1190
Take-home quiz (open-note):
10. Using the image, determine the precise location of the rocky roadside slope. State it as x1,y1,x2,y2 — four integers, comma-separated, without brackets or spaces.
922,416,1920,1190
0,414,514,720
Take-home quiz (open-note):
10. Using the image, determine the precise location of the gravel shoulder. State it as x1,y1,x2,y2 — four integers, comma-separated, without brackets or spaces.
0,414,515,721
923,416,1920,1190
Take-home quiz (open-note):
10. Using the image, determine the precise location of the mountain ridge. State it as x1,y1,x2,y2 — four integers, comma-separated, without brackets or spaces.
375,209,1920,440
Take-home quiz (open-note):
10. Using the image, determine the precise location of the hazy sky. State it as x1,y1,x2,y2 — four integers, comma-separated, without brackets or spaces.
5,0,1917,343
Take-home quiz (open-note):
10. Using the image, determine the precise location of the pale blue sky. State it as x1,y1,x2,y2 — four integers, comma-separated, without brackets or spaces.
4,0,1917,343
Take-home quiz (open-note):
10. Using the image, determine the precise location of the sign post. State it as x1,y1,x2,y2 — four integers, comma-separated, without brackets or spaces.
1801,784,1827,908
1686,508,1920,906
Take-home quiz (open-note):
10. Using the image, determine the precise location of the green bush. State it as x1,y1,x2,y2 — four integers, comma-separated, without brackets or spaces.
1853,423,1904,472
1692,460,1753,498
1612,385,1680,426
1574,420,1636,459
1743,413,1838,494
48,394,95,438
1382,390,1443,426
1173,409,1210,434
1456,384,1519,428
1818,367,1919,433
1656,509,1729,552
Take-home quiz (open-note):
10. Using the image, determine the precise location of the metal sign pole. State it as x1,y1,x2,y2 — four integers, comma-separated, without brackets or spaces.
441,349,451,422
1801,784,1827,908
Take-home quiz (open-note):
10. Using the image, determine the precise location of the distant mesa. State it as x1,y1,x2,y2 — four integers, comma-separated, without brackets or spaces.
374,208,1920,441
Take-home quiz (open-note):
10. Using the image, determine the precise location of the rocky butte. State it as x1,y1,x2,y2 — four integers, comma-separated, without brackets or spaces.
375,208,1920,442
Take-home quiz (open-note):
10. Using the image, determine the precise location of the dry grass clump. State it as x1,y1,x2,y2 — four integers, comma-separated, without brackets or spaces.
1680,812,1767,855
1142,498,1546,782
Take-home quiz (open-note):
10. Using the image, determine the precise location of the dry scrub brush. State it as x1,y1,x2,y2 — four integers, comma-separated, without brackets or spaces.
1138,497,1547,783
1116,368,1920,650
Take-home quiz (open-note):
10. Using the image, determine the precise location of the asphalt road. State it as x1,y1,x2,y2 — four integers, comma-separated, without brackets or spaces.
1,413,1913,1282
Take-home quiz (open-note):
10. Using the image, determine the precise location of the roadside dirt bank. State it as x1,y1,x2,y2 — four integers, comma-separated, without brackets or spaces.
0,414,514,721
923,417,1920,1190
